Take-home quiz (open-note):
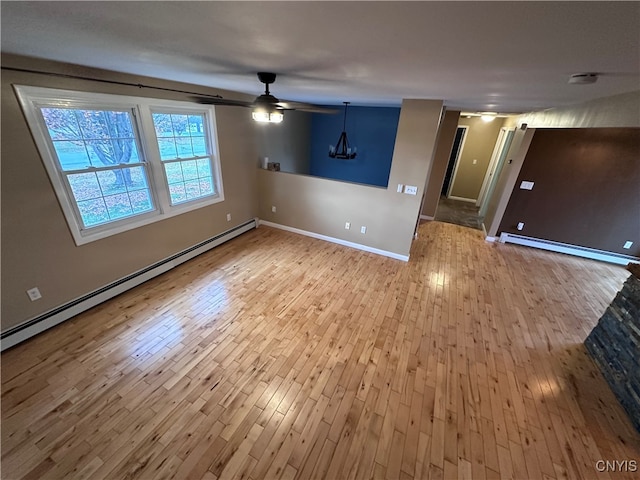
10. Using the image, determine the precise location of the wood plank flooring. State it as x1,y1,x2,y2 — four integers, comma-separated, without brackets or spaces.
2,221,639,479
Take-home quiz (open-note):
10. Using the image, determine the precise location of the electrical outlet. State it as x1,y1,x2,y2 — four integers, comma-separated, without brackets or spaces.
345,222,350,230
271,206,276,213
404,185,418,195
360,226,367,234
520,181,534,190
27,287,41,301
623,241,633,249
517,222,524,231
472,159,477,165
226,213,231,222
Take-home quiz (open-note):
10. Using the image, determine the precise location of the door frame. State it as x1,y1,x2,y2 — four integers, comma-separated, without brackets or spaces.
445,125,469,198
478,127,515,215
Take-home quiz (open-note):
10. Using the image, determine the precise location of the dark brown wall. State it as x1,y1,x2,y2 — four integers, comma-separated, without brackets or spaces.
499,128,640,256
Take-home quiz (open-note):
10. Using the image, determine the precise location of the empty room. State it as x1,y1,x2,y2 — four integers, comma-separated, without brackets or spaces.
1,2,639,479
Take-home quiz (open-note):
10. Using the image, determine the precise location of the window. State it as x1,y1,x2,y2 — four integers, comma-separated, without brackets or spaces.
151,112,217,205
15,86,224,245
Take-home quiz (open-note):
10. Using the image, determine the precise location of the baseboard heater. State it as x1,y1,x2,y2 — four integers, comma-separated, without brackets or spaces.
1,218,258,351
499,232,639,266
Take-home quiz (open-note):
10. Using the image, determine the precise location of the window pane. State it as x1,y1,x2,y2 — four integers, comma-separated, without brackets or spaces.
170,114,189,137
129,189,153,213
181,160,198,181
192,137,207,156
96,169,127,195
152,113,173,137
164,162,184,184
104,193,133,220
199,178,214,196
176,137,193,157
52,140,91,171
41,108,81,140
77,198,110,227
127,166,149,190
168,183,187,204
104,111,134,138
68,172,103,201
158,138,177,160
184,180,201,199
188,115,204,135
196,158,211,177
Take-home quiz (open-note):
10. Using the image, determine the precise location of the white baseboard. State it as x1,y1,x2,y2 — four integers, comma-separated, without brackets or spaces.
1,219,258,351
420,215,434,220
259,220,410,262
498,232,639,266
447,195,477,203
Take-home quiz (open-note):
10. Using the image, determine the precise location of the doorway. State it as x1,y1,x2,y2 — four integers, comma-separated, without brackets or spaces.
441,126,468,197
478,128,515,217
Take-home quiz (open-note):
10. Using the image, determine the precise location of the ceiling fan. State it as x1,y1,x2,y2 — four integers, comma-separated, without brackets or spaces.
192,72,336,123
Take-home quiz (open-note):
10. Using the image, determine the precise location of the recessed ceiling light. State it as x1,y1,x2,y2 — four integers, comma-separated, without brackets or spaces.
568,73,598,85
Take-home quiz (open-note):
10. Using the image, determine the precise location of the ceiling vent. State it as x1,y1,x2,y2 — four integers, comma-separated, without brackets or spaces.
568,73,598,85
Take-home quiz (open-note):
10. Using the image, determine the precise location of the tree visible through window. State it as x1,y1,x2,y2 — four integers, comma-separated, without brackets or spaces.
16,86,224,245
41,107,154,227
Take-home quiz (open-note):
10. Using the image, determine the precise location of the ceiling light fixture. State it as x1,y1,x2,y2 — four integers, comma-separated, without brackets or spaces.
480,113,497,122
329,102,357,159
568,73,598,85
252,104,284,123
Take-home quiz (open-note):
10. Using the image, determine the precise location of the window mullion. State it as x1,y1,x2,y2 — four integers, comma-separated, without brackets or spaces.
137,104,172,213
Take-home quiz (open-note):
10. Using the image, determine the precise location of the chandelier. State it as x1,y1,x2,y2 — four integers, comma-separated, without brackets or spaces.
329,102,357,159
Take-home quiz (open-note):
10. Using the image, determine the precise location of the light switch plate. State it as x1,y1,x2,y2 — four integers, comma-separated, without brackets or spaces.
404,185,418,195
397,184,404,193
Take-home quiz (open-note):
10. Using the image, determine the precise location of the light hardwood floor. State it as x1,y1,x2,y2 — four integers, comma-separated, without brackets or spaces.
2,221,639,480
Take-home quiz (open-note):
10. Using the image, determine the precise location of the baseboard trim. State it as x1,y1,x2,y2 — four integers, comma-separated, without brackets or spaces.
498,232,639,266
259,220,409,262
1,219,258,351
420,215,434,221
447,195,477,203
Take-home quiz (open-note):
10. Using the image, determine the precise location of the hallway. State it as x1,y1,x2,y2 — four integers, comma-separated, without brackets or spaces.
434,196,484,231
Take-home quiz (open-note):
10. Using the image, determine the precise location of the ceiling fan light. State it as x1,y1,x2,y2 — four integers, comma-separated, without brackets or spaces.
252,109,283,123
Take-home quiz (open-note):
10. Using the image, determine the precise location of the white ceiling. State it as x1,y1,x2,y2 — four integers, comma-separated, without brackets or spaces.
2,1,639,113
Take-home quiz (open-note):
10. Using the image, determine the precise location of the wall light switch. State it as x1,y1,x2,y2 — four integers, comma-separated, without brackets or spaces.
226,213,231,222
520,181,534,190
397,184,404,193
472,159,477,165
271,206,277,213
623,241,633,249
404,185,418,195
361,226,367,234
345,222,350,230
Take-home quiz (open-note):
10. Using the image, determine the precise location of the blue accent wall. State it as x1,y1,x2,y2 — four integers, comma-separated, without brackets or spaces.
310,106,400,187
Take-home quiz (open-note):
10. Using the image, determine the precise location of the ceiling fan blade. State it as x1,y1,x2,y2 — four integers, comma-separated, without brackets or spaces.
191,96,253,107
276,101,338,114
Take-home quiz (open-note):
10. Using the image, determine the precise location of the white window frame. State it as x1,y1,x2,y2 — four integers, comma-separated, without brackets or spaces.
15,85,224,246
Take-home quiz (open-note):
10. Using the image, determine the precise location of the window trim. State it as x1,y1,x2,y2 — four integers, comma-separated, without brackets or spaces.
15,85,224,246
